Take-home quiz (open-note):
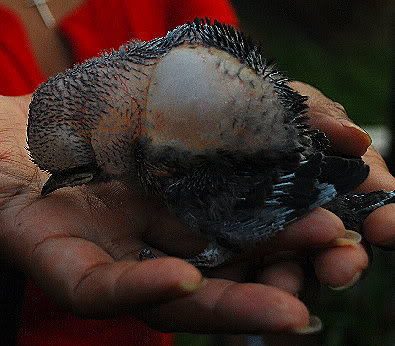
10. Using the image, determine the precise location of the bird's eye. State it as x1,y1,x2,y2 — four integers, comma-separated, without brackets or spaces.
149,165,178,177
68,172,95,187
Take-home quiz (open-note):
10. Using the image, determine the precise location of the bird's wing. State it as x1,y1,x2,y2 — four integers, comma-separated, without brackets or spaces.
216,153,369,245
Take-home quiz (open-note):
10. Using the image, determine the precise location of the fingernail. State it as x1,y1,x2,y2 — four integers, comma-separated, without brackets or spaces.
179,278,208,293
332,230,362,247
329,271,362,291
339,120,372,146
292,315,322,334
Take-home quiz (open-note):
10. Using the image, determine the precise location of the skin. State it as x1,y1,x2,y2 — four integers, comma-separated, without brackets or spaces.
0,84,394,334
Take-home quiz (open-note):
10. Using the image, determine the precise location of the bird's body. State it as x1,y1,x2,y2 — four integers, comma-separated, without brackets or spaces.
27,19,394,267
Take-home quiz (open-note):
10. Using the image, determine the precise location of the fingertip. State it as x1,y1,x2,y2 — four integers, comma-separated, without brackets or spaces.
292,315,322,334
288,81,371,156
328,271,362,291
313,245,368,289
179,278,208,293
363,204,395,247
144,280,312,333
309,115,370,157
338,121,371,156
279,208,345,248
213,283,311,332
67,257,204,318
330,229,362,247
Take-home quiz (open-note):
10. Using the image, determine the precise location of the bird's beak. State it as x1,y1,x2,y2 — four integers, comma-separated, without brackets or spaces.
41,165,98,196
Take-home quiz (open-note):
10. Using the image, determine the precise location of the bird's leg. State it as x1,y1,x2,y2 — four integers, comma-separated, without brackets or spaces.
139,241,235,268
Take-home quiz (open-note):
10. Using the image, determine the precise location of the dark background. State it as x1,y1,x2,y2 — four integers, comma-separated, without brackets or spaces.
233,0,392,127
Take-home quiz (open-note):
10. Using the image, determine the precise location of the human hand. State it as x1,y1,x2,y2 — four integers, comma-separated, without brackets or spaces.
0,87,392,335
286,81,395,290
0,94,322,334
291,81,395,241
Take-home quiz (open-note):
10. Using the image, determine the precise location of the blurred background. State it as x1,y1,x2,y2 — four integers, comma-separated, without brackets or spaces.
176,1,395,345
233,0,393,159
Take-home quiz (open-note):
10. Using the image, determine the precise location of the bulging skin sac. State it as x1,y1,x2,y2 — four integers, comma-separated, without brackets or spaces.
28,19,306,179
145,45,299,156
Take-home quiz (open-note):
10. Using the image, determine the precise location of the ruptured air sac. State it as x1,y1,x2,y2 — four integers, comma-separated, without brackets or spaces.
27,19,395,267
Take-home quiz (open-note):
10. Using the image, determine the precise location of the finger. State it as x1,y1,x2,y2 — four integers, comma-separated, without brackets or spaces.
358,146,395,192
144,206,351,274
9,196,204,318
27,235,204,317
142,279,312,334
289,81,371,156
354,147,395,249
14,94,33,117
288,82,395,252
257,261,304,297
313,244,369,289
363,203,395,249
267,208,346,251
145,207,346,267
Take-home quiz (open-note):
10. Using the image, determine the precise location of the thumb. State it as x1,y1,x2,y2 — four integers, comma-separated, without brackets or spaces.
289,81,371,157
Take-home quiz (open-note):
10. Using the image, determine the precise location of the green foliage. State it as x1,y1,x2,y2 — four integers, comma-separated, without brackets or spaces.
311,249,395,346
174,333,212,346
261,35,392,126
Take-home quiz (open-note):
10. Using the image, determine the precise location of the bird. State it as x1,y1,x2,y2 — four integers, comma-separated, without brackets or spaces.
27,18,395,267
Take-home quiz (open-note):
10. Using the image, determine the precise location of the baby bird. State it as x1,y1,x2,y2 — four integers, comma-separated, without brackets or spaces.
27,19,395,267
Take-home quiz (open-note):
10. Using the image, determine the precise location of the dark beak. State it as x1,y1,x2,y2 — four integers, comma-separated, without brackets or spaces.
41,165,98,196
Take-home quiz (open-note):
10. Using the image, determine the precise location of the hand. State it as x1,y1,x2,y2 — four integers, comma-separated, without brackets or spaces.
290,81,395,244
0,89,392,335
287,81,395,288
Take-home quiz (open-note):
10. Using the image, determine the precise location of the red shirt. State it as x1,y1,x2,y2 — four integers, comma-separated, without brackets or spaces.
0,0,238,345
0,0,237,95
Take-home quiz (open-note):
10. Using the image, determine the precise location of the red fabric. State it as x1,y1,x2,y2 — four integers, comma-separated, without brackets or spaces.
18,281,172,346
0,1,238,345
0,6,45,95
58,0,238,64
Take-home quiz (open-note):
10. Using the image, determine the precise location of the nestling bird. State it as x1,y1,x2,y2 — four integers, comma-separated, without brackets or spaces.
27,19,395,267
